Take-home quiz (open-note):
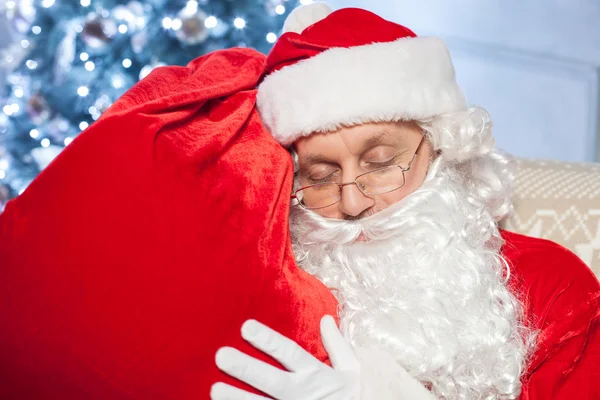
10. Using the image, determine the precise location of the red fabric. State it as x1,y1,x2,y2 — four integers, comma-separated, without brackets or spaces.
501,231,600,399
264,7,416,75
0,48,337,399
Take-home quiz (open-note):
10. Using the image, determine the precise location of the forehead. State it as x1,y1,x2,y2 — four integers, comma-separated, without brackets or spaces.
294,121,417,159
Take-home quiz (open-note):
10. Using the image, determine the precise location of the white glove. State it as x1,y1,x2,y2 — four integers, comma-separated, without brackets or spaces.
211,315,362,400
353,347,438,400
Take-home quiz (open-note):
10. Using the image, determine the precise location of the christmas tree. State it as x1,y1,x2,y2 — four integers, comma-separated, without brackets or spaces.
0,0,307,210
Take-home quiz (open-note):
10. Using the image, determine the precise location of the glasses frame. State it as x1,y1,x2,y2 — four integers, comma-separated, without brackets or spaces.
291,134,426,210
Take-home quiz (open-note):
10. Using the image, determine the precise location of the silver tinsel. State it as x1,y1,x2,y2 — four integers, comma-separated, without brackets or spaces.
81,12,118,49
173,2,209,46
4,0,36,34
28,93,52,125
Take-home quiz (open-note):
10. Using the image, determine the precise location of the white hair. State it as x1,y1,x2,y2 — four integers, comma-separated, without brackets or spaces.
289,107,538,399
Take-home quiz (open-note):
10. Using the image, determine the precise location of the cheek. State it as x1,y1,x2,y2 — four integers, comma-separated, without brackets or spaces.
374,178,420,208
375,149,430,207
312,204,343,219
377,189,406,207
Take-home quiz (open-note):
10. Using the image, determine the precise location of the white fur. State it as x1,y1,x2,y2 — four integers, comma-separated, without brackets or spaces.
257,36,467,146
289,108,538,399
282,2,333,34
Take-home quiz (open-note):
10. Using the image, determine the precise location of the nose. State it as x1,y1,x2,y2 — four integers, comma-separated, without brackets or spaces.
338,182,375,217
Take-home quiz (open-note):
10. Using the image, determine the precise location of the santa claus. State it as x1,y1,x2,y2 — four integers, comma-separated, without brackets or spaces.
211,3,600,400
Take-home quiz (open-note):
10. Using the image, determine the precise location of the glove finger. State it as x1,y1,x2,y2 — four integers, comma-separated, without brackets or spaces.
320,315,360,371
241,319,318,372
215,346,288,399
210,382,271,400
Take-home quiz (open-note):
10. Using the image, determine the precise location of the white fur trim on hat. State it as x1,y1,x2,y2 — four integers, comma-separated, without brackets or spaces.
282,3,333,34
257,36,468,147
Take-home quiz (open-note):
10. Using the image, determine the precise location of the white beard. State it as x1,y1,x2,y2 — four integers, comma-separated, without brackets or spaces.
290,159,536,400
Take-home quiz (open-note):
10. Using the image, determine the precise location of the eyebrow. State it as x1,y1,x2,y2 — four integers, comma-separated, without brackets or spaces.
300,131,407,166
300,153,338,166
361,131,395,150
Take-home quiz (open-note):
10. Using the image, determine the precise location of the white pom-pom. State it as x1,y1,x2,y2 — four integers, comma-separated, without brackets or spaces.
282,2,333,34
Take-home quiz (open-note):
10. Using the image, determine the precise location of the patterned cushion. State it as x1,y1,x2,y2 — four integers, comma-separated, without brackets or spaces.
500,158,600,278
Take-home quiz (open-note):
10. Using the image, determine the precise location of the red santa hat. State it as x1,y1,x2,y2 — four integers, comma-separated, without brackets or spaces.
257,3,467,147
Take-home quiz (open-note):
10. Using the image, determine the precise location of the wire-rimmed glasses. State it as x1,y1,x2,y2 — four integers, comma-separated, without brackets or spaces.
291,135,425,210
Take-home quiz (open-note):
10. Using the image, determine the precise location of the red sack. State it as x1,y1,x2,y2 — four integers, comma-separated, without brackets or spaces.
0,48,338,399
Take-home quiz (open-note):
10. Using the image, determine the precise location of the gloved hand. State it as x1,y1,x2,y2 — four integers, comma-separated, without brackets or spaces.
353,346,438,400
211,315,362,400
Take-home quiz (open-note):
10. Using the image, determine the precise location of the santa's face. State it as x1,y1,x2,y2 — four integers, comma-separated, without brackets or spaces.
293,121,431,220
289,116,534,399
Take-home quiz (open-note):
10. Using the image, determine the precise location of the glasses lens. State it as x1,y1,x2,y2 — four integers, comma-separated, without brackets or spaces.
296,183,341,209
357,165,406,196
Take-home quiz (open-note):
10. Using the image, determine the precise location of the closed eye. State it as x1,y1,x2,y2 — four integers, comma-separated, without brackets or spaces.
365,151,409,168
366,159,396,168
307,170,340,183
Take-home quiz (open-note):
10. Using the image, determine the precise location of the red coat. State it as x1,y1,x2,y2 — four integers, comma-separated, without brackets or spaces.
502,230,600,399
